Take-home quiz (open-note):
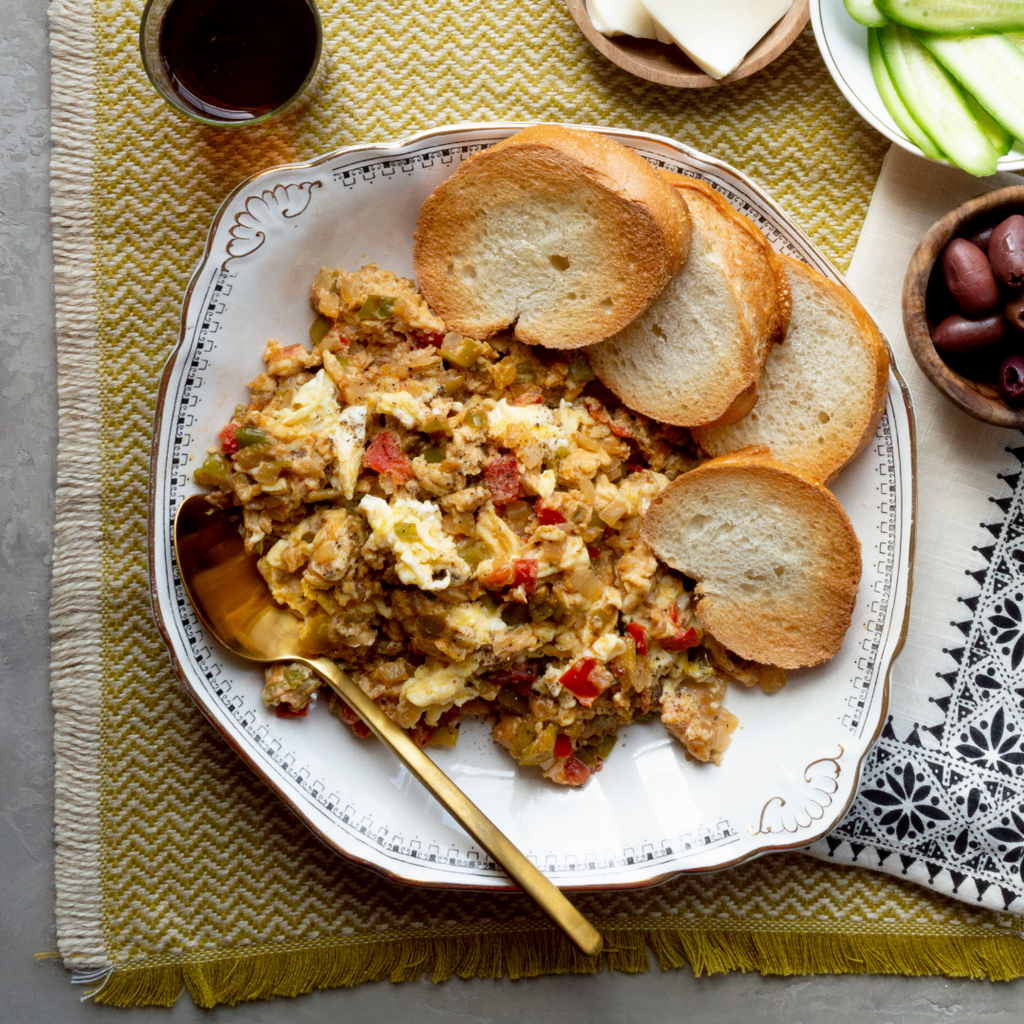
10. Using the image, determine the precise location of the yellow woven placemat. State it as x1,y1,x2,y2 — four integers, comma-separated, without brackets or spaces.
48,0,1024,1007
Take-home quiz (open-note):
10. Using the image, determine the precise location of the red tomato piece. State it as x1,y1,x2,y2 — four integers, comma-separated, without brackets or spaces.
587,546,601,560
626,623,649,656
535,502,567,525
512,392,543,405
482,456,521,505
561,755,591,786
660,627,700,651
479,562,516,589
275,702,308,718
363,429,414,484
410,722,433,747
554,733,573,760
559,658,600,706
488,664,536,691
338,700,371,738
219,422,239,455
416,331,445,348
513,558,539,594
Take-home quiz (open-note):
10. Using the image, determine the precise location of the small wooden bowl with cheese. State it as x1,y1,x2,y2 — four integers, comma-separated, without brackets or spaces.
566,0,809,88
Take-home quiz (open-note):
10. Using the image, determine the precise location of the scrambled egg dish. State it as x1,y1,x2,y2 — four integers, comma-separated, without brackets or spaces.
196,265,784,786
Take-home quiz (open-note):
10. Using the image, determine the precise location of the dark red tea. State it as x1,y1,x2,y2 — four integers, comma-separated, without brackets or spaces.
159,0,319,121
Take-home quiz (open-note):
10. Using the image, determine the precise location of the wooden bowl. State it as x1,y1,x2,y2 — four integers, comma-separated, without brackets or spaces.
903,185,1024,429
565,0,809,88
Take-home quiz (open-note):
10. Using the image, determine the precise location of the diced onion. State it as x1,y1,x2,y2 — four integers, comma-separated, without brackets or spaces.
566,565,605,602
598,498,629,526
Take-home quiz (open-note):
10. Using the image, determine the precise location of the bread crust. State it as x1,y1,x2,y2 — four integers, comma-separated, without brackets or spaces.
693,255,890,483
642,450,861,669
587,174,790,427
413,125,691,350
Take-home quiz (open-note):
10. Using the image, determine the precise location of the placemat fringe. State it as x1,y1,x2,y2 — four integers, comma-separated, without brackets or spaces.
47,0,106,974
649,929,1024,981
86,929,1024,1007
89,931,647,1008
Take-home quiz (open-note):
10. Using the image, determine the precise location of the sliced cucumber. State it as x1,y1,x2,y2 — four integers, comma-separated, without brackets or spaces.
868,28,943,158
877,0,1024,34
879,24,998,176
1006,30,1024,49
845,0,887,28
964,91,1015,156
919,32,1024,142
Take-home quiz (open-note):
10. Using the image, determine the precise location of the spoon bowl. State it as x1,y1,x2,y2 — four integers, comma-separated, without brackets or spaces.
173,494,603,957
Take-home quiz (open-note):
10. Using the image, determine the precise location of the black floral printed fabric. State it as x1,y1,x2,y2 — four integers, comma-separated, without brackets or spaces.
810,441,1024,914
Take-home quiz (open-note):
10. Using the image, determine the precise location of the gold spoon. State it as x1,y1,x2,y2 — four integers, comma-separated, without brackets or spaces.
173,494,603,957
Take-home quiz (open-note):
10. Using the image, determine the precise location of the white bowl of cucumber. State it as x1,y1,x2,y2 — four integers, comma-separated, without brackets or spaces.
812,0,1024,175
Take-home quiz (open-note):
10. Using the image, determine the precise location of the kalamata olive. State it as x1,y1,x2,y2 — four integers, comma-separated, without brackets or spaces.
941,238,1001,316
965,224,995,254
1006,290,1024,332
932,312,1006,355
1000,353,1024,406
988,215,1024,288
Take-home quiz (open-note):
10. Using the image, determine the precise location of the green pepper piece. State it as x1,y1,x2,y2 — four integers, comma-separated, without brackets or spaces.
498,688,529,715
509,719,533,759
593,734,617,759
422,416,452,435
423,445,446,464
429,724,459,748
441,334,486,368
193,452,232,488
356,295,397,319
519,723,557,765
457,540,489,567
234,426,270,449
515,363,536,382
531,601,555,622
465,410,488,430
394,521,420,542
568,354,595,382
309,313,332,346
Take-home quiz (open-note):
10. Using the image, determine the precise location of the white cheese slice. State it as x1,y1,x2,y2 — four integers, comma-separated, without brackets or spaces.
370,390,431,430
401,656,482,710
485,398,595,459
270,369,366,499
358,494,470,592
586,0,657,38
640,0,793,80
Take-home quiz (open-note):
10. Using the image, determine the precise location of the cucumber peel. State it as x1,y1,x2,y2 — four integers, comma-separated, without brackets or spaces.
844,0,888,28
964,91,1015,156
868,28,943,158
878,23,999,176
877,0,1024,34
918,32,1024,143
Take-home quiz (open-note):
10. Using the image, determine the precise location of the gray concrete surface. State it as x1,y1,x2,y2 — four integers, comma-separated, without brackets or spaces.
5,1,1024,1019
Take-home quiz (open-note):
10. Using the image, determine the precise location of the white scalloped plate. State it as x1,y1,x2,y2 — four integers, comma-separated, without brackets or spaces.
811,0,1024,170
150,123,915,890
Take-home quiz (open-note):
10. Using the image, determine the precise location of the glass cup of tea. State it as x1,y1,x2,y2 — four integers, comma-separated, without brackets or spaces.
139,0,323,126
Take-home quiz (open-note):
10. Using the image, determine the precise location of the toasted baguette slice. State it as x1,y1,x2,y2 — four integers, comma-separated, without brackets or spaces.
642,450,861,669
413,125,691,350
587,174,791,428
693,255,890,483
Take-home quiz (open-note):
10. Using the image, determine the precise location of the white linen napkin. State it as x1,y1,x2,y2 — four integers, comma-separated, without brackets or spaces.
804,146,1024,915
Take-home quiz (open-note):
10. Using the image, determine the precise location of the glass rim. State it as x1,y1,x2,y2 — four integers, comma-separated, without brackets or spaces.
138,0,324,128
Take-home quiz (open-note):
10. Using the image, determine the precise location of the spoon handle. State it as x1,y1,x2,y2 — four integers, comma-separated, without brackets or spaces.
308,656,603,958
